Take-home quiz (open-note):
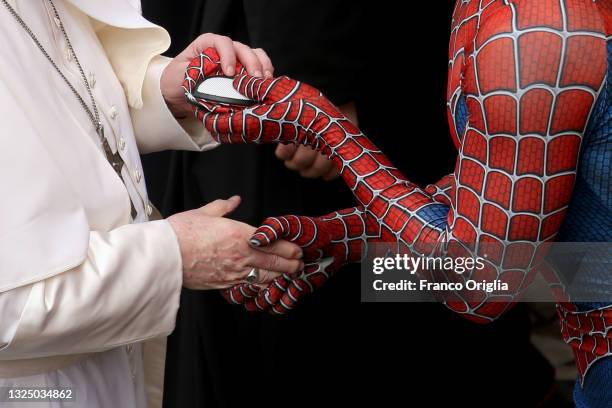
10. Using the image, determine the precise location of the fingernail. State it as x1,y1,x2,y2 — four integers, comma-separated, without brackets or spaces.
226,65,235,76
264,70,272,78
253,70,262,78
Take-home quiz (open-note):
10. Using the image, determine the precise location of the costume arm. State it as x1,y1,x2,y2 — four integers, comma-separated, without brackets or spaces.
0,220,182,360
193,0,607,319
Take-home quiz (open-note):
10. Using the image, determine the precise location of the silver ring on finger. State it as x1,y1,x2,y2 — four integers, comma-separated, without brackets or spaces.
245,267,260,284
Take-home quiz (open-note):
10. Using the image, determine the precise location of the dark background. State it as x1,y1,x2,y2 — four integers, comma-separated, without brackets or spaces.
140,1,562,407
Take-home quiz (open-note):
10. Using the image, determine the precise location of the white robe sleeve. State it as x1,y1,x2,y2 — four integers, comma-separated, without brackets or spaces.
0,220,182,360
129,55,219,154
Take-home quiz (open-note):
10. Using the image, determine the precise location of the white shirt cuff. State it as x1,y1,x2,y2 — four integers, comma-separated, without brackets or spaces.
130,55,219,154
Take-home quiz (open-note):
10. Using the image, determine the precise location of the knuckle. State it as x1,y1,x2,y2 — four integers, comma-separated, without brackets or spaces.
235,260,249,273
266,255,280,271
258,271,271,283
229,249,243,262
230,230,244,242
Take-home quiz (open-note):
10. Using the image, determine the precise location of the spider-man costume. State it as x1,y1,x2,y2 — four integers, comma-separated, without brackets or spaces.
184,1,612,405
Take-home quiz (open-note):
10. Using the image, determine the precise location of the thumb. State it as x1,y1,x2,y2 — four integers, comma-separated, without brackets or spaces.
199,195,241,217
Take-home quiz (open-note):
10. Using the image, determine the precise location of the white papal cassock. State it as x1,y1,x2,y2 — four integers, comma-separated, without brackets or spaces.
0,0,216,407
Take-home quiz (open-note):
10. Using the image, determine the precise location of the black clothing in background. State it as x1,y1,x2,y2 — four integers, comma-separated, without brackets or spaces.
140,1,557,407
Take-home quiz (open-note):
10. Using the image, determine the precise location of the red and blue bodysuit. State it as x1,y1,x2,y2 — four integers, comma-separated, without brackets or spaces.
184,1,612,405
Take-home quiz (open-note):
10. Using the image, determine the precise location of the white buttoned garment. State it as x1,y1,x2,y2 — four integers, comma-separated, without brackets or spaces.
0,0,217,407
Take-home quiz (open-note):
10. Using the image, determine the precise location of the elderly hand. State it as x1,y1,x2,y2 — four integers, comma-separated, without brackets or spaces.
161,33,273,118
167,196,303,290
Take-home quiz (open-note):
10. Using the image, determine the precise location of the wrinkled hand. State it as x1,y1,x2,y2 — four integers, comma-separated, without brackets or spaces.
224,208,372,314
167,196,303,290
163,34,273,118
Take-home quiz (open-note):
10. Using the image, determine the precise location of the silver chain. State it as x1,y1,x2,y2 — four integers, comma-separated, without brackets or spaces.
1,0,104,139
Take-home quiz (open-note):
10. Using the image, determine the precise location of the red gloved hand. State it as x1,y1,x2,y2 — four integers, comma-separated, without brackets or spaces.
224,208,376,314
183,48,247,114
183,48,357,149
